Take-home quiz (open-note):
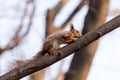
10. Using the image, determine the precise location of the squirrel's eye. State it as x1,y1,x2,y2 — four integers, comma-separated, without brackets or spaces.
76,31,79,33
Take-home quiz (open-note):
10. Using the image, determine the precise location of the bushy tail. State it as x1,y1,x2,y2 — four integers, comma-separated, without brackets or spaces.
9,60,27,70
9,50,45,71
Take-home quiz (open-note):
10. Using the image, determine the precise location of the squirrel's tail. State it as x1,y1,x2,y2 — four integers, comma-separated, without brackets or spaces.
9,60,27,70
9,51,45,71
9,51,45,70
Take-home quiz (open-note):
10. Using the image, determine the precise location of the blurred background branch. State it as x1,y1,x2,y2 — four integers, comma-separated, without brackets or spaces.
0,0,33,55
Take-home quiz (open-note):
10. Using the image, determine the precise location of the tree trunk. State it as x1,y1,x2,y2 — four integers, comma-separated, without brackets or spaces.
65,0,109,80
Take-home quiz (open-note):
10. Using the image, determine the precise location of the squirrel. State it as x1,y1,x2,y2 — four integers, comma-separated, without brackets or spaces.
33,24,82,59
9,24,82,69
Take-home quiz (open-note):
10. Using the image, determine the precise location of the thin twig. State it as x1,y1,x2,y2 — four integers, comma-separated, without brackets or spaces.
5,0,31,48
0,0,34,54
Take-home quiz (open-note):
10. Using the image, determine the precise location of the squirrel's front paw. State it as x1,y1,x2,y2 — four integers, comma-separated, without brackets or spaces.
49,49,56,55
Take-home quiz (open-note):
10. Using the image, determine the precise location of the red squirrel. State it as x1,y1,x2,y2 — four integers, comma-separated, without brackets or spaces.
33,24,82,59
9,24,82,69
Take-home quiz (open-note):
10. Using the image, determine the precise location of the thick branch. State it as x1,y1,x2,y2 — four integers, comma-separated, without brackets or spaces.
0,15,120,80
45,9,56,36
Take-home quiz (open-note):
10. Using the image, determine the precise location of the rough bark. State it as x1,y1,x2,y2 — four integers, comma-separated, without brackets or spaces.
64,0,109,80
0,15,120,80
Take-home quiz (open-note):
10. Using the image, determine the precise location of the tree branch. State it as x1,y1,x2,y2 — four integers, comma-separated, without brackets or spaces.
0,0,32,55
0,15,120,80
54,0,68,17
59,0,88,30
65,0,109,80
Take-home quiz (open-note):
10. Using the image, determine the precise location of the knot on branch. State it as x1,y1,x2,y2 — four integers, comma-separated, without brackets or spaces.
96,31,103,38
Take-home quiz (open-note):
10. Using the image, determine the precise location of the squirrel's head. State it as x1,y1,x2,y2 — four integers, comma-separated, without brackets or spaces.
62,32,75,43
70,24,82,38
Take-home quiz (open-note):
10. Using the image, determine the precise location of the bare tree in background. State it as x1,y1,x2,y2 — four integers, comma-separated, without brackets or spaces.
0,0,32,55
2,0,120,80
65,0,109,80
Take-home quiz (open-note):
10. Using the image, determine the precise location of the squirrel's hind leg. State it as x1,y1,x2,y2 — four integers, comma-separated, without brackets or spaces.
49,42,59,55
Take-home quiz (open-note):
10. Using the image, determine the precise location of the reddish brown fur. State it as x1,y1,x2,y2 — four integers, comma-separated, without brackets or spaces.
37,24,82,56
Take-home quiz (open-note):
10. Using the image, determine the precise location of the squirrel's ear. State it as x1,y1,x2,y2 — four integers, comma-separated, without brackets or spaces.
70,23,74,32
